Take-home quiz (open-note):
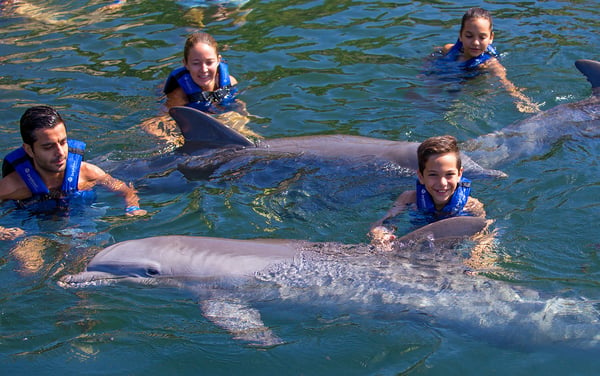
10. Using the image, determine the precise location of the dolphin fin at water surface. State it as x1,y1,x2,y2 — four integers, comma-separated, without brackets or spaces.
575,59,600,95
172,105,254,148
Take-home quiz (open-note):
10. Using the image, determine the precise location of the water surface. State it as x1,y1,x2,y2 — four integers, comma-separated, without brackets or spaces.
1,0,599,374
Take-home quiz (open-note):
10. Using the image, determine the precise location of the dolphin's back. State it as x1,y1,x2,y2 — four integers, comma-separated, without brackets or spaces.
87,236,300,279
83,217,488,281
169,105,506,178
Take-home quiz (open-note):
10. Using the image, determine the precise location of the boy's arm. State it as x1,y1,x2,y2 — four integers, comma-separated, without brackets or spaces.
465,197,486,218
369,190,416,248
80,162,147,216
371,190,416,229
485,59,541,113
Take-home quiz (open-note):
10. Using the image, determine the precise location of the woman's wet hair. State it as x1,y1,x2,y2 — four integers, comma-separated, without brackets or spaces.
183,32,219,63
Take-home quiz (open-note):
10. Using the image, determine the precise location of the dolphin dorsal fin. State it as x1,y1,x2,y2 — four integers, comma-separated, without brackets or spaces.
575,59,600,95
169,106,254,149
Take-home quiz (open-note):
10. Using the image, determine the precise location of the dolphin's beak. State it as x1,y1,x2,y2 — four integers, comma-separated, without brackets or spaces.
58,271,125,288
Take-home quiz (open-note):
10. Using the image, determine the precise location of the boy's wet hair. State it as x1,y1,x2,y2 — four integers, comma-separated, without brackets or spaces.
417,135,462,173
20,105,65,146
460,7,493,34
183,32,219,63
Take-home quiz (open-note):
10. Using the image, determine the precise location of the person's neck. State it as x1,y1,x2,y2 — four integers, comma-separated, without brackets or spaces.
36,168,64,191
434,200,450,211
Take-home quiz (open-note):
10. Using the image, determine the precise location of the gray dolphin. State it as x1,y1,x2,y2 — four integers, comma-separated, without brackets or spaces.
462,59,600,166
170,106,507,179
174,59,600,177
59,216,600,349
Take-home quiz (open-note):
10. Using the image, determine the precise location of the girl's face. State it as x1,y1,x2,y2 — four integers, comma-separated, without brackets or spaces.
184,42,221,91
459,17,494,59
417,152,463,210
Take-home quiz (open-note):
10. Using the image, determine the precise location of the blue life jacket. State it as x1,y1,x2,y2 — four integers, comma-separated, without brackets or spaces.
442,38,498,70
164,61,237,112
415,177,472,221
2,139,96,210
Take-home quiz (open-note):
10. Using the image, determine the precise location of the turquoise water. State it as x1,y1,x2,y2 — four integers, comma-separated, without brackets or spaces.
1,0,599,374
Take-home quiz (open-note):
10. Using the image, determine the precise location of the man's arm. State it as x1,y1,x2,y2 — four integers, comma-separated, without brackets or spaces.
80,162,147,216
0,173,31,202
0,226,25,240
0,174,27,239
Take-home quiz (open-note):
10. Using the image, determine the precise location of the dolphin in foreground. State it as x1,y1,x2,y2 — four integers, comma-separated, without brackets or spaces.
59,216,600,349
462,59,600,166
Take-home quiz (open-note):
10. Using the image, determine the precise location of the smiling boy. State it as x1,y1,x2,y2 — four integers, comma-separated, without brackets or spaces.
369,135,485,246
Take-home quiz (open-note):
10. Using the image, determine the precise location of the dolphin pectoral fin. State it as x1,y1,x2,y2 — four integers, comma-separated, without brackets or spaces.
394,217,489,246
575,59,600,92
169,106,254,149
201,297,284,347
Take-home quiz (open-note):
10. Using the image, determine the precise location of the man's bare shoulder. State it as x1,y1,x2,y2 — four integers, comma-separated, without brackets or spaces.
77,162,109,190
80,161,106,177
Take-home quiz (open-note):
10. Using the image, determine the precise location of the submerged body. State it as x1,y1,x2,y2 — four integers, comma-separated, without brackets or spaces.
462,59,600,167
60,216,600,349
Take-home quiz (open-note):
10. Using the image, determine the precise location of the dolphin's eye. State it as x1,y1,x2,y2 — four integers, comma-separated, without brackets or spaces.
146,267,160,276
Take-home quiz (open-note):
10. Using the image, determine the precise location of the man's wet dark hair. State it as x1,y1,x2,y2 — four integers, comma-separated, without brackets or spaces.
20,105,65,146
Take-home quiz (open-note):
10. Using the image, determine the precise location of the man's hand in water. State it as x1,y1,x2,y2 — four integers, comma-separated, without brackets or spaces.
0,226,25,241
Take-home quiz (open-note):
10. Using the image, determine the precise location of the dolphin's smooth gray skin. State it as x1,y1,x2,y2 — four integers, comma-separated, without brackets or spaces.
462,59,600,166
59,216,600,349
60,216,488,286
170,106,507,179
173,58,600,177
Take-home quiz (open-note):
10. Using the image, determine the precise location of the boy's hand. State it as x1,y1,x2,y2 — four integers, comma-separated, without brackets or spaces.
369,226,396,252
